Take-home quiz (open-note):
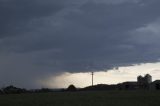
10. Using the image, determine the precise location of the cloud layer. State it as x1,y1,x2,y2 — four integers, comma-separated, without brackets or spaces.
0,0,160,88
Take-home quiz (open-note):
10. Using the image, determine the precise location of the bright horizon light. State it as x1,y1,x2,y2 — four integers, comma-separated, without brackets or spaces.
39,62,160,88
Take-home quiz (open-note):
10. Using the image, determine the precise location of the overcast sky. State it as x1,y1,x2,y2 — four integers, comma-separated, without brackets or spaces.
1,0,160,88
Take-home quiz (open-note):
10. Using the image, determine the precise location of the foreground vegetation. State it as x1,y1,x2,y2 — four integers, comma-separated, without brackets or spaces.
0,90,160,106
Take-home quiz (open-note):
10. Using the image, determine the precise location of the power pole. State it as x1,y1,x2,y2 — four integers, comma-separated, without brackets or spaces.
91,72,94,86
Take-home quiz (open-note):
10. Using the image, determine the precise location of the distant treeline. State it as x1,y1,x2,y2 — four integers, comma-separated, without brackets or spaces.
0,85,63,95
0,84,84,94
2,81,160,95
0,85,27,94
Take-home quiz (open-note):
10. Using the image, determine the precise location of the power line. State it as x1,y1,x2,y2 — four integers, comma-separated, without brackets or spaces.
91,72,94,86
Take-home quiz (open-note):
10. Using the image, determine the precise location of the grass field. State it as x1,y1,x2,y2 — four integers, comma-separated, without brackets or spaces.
0,91,160,106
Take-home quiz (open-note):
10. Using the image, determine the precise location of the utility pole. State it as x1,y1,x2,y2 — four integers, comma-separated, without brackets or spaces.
91,72,94,86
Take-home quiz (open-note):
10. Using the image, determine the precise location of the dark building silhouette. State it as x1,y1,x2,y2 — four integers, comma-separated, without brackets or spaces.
118,82,138,90
80,74,160,91
137,74,152,84
117,74,152,90
137,74,152,89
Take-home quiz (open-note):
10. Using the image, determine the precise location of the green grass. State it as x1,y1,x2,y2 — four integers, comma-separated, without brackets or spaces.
0,91,160,106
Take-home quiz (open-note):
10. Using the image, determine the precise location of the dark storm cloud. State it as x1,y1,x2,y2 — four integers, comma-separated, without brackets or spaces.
0,0,65,38
0,0,160,88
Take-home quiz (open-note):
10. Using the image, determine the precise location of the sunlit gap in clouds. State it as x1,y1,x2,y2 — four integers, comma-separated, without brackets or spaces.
38,62,160,88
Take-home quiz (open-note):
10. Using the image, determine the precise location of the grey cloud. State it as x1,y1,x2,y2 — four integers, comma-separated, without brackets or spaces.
0,0,65,38
0,0,160,88
93,0,142,4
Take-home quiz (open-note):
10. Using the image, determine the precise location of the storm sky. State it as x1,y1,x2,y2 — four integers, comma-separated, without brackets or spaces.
1,0,160,88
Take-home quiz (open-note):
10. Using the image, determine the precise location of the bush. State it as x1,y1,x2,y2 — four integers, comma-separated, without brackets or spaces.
66,85,77,91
